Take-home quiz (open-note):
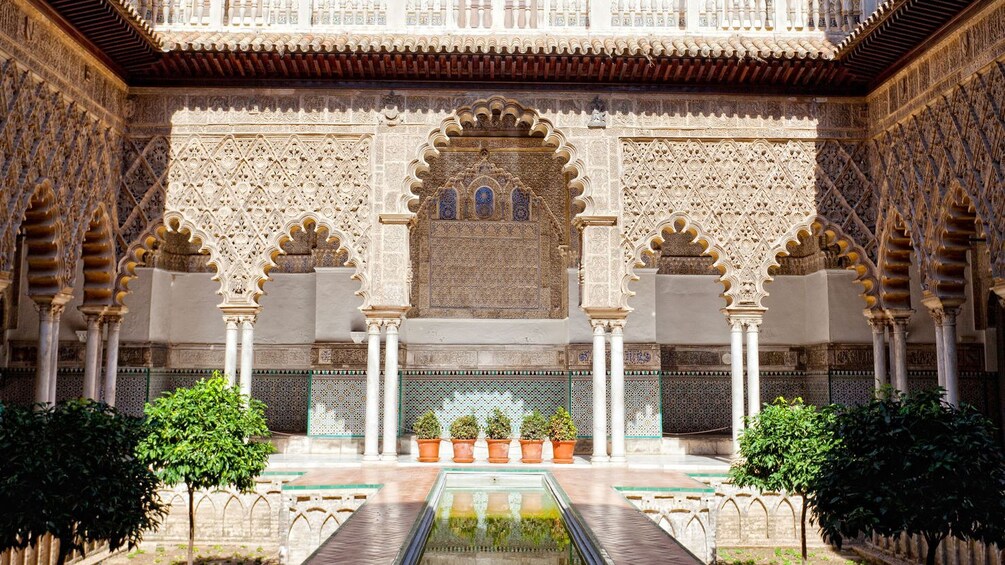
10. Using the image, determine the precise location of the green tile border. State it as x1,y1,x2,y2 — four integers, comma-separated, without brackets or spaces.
614,485,714,494
283,483,382,491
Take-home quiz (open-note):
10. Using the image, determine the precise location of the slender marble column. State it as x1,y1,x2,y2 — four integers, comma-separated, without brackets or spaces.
239,316,255,398
223,316,239,386
82,313,102,400
591,321,609,463
885,323,895,386
930,308,946,389
48,305,63,405
35,304,55,404
745,318,761,417
381,320,401,461
867,315,887,391
942,308,960,406
609,321,626,464
890,315,909,393
363,320,382,462
103,315,122,407
730,318,745,451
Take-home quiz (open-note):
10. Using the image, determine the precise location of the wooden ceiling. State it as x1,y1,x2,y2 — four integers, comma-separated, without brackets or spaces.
40,0,979,94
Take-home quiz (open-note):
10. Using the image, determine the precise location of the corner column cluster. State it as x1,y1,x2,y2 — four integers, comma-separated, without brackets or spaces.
724,308,765,453
362,309,407,463
587,316,627,465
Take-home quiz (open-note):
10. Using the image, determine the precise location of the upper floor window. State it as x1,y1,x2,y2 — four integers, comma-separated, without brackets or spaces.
475,186,494,218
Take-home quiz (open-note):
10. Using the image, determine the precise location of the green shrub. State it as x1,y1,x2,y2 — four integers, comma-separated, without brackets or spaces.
485,408,512,440
449,414,480,440
548,407,577,441
519,410,548,440
413,410,442,439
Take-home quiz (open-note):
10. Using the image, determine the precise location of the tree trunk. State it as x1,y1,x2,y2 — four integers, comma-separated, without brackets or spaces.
924,532,943,565
799,495,808,564
188,483,195,565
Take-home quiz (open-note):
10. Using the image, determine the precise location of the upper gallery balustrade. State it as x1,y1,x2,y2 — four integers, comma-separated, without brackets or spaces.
127,0,878,37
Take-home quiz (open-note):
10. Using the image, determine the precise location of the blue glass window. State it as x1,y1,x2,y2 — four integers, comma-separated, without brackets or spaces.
512,189,530,221
438,188,457,219
475,186,494,218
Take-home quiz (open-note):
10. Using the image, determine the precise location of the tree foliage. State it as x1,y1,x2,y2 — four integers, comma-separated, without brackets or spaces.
809,389,1005,565
0,400,165,565
730,397,837,562
136,375,274,565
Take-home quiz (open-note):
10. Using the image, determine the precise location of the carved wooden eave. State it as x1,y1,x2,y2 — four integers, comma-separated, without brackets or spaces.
836,0,981,87
39,0,162,76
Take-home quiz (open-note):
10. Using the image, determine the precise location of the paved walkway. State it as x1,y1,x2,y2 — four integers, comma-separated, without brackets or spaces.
301,465,705,564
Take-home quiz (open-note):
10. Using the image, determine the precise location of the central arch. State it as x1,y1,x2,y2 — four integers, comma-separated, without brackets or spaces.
403,96,592,217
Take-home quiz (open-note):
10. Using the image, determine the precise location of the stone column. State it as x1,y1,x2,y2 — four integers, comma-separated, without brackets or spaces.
363,320,382,462
381,319,401,462
729,317,745,452
223,315,239,386
239,315,255,398
609,320,626,464
866,312,888,391
81,312,103,400
591,320,609,463
35,304,56,404
930,308,946,389
103,313,123,407
888,311,911,393
942,307,960,406
48,304,63,405
745,317,761,417
885,323,896,386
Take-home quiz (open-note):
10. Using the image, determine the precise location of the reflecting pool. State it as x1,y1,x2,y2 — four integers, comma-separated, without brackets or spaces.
419,473,585,564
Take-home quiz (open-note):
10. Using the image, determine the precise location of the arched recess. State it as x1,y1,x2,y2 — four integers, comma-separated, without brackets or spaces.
79,204,116,307
623,214,731,308
766,216,882,310
877,209,915,311
113,219,209,306
21,180,66,299
928,186,988,307
260,214,368,304
403,96,592,216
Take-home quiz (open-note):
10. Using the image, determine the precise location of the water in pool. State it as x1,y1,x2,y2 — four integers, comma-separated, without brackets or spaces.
419,474,584,564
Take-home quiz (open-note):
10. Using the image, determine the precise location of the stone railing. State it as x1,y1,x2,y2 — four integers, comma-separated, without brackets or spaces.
126,0,875,35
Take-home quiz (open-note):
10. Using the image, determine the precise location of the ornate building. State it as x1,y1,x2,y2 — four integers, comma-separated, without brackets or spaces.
0,0,1003,459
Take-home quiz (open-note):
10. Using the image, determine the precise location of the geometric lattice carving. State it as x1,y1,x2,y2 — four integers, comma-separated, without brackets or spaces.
0,56,118,294
162,135,371,307
621,139,878,308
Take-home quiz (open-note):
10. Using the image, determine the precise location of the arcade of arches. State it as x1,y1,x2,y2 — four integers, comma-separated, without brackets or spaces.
1,0,1005,462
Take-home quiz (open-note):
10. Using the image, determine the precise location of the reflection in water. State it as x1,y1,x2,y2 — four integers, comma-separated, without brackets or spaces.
420,477,583,564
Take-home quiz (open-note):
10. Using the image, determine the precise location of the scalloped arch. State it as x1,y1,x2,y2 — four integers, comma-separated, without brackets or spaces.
113,216,213,306
402,96,593,216
764,215,883,310
80,204,116,307
927,184,987,307
259,213,370,306
622,213,734,309
877,208,914,311
21,180,66,299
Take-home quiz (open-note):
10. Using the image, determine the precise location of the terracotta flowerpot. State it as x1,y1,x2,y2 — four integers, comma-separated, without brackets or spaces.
451,491,475,515
416,438,441,462
551,439,576,464
451,438,476,463
487,492,511,516
519,439,544,464
487,438,511,463
520,491,544,515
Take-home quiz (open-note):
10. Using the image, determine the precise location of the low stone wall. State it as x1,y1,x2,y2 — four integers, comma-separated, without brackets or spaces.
0,536,105,565
866,533,1005,565
624,476,828,564
140,473,378,565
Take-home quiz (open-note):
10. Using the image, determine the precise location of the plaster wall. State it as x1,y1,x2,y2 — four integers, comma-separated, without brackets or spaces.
95,266,984,350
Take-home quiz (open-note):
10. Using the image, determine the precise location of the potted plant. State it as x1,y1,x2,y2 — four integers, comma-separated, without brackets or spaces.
485,408,513,463
548,406,577,464
449,414,480,463
519,410,548,464
413,410,442,463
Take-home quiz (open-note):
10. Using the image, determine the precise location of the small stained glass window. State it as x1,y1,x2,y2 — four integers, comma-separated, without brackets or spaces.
438,188,457,219
475,186,494,218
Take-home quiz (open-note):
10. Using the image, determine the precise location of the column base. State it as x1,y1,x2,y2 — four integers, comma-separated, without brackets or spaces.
608,455,627,465
590,456,610,465
361,454,381,462
379,453,399,463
